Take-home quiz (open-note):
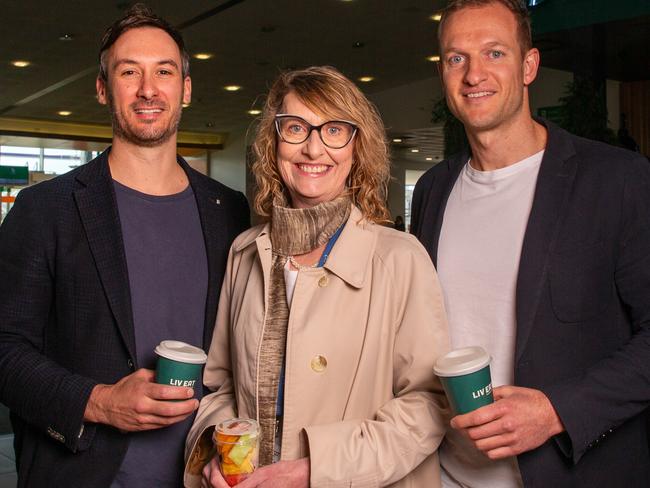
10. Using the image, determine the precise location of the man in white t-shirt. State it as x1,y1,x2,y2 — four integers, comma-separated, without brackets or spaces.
411,1,650,487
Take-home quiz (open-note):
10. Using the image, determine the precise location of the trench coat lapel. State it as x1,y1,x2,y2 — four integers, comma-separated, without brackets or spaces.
73,150,137,361
514,122,577,362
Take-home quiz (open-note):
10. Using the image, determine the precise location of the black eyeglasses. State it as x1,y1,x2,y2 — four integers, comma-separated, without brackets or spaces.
274,114,358,149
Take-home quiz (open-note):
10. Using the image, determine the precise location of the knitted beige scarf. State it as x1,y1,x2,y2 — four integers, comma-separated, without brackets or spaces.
257,194,351,465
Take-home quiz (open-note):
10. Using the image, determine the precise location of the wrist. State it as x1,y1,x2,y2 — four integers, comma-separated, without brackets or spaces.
84,384,110,424
545,397,565,436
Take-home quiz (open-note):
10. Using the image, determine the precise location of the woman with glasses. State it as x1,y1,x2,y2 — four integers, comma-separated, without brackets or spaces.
185,66,449,488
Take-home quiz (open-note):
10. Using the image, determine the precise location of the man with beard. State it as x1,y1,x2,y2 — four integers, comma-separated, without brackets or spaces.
0,5,249,487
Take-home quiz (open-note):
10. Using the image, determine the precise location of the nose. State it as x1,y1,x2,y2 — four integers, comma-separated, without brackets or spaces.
136,72,158,100
463,57,487,86
301,128,325,159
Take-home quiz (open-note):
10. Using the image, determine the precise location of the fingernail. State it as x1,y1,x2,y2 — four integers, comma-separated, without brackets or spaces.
187,388,194,397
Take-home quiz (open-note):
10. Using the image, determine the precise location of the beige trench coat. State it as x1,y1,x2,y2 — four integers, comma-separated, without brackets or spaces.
185,207,450,487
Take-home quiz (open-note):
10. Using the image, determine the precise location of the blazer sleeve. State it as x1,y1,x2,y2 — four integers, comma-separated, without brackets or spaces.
305,237,450,487
0,188,97,453
184,244,239,486
543,155,650,463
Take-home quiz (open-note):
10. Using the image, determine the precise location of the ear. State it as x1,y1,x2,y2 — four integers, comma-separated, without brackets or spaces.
183,76,192,105
522,47,540,86
96,77,108,105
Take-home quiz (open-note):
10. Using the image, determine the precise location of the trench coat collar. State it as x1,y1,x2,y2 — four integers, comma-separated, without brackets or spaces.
233,206,373,289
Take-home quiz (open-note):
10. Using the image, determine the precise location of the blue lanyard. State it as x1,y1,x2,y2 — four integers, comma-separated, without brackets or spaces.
317,223,345,267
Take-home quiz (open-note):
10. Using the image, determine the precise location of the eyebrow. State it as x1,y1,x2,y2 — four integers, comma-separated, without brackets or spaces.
112,59,180,69
444,41,509,54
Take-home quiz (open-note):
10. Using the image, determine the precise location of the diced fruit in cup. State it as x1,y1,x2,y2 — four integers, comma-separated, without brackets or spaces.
216,433,239,456
223,473,248,487
221,457,254,475
227,434,255,466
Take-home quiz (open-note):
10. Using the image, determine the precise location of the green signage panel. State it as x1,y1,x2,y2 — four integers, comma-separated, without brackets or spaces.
0,166,29,185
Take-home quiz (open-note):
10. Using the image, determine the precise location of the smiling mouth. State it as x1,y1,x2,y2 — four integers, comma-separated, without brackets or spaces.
134,108,164,114
296,163,332,174
465,91,495,99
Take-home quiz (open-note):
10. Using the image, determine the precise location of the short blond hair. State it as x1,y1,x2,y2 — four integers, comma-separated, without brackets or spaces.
251,66,390,223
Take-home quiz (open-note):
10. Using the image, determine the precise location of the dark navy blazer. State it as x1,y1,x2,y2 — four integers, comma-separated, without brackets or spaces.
0,149,250,487
411,120,650,487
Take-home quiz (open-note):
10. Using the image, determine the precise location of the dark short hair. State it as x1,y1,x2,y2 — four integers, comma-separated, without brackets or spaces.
98,3,190,81
439,0,532,55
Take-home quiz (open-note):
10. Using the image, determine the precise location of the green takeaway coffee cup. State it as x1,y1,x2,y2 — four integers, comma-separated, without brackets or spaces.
154,340,207,396
434,346,493,415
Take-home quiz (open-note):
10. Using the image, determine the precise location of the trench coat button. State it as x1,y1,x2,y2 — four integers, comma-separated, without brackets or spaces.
127,359,134,370
310,355,327,372
318,275,328,288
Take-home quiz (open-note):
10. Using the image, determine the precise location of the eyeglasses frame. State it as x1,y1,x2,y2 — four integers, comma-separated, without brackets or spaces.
274,114,358,149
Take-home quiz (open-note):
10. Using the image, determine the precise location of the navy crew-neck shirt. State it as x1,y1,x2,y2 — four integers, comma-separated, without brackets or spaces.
111,180,208,487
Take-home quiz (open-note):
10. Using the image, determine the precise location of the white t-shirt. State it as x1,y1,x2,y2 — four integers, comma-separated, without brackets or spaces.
437,150,544,488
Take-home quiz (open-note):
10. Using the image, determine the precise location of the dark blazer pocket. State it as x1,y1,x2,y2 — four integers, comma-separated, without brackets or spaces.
549,242,612,323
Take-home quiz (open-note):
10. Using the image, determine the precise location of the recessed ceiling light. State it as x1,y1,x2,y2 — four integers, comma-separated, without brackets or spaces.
358,76,374,83
392,138,402,143
430,13,442,21
426,157,433,161
411,149,420,153
427,55,441,62
193,53,213,60
224,85,242,92
57,111,72,116
11,60,31,68
59,34,74,41
247,109,262,115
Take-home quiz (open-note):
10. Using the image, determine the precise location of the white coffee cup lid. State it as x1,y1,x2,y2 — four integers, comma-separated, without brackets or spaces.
154,340,207,364
434,346,491,377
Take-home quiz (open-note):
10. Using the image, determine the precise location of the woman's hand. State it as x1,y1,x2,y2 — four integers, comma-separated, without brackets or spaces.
237,458,310,488
201,458,230,488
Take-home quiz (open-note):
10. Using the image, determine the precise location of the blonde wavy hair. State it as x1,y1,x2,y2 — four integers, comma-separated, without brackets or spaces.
251,66,390,223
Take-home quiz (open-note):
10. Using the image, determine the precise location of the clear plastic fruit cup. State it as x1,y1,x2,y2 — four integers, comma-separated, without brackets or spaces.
214,418,260,487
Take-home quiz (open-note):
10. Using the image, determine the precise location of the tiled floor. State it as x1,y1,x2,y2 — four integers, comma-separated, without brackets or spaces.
0,435,16,488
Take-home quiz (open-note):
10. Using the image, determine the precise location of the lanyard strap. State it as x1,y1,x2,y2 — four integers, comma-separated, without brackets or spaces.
317,223,345,267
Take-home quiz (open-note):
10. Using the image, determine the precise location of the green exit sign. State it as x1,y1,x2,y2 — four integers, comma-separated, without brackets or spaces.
0,166,29,185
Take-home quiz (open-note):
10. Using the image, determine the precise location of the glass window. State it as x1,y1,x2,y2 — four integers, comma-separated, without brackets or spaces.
0,146,40,171
43,148,86,175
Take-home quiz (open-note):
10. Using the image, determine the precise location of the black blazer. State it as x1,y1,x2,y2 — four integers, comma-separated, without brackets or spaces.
411,121,650,487
0,149,250,487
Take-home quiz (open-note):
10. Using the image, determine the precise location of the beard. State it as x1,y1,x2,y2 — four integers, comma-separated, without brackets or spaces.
107,90,183,148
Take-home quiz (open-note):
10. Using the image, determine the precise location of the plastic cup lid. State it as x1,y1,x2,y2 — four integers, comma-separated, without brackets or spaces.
154,340,207,364
433,346,491,377
216,418,259,438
